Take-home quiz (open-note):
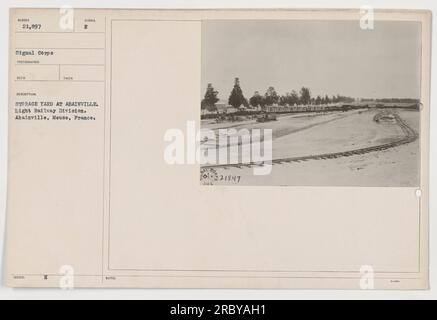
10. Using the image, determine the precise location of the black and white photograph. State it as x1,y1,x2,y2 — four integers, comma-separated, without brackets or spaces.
200,20,421,186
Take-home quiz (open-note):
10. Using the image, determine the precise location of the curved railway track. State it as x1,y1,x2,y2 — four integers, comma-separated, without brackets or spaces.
201,112,418,170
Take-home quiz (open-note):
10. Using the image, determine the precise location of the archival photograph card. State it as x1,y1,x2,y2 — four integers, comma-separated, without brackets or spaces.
5,8,430,289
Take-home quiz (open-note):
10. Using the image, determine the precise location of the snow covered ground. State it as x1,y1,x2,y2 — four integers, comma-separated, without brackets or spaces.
201,109,420,187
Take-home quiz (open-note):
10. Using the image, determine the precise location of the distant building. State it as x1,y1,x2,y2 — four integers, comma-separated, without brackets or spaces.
225,106,239,114
215,102,228,114
214,100,241,114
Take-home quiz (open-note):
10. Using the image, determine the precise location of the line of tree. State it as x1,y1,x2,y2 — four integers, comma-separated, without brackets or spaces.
250,87,355,107
201,78,356,112
361,98,420,103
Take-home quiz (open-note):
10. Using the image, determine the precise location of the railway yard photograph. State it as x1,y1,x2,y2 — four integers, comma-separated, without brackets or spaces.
200,20,421,187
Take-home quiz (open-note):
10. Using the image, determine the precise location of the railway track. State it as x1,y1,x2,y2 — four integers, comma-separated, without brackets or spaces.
201,112,418,170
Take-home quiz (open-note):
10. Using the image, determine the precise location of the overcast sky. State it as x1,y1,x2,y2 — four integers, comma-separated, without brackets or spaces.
201,20,421,101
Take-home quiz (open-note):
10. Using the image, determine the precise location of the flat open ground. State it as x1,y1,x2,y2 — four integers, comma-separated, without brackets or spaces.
201,109,420,187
